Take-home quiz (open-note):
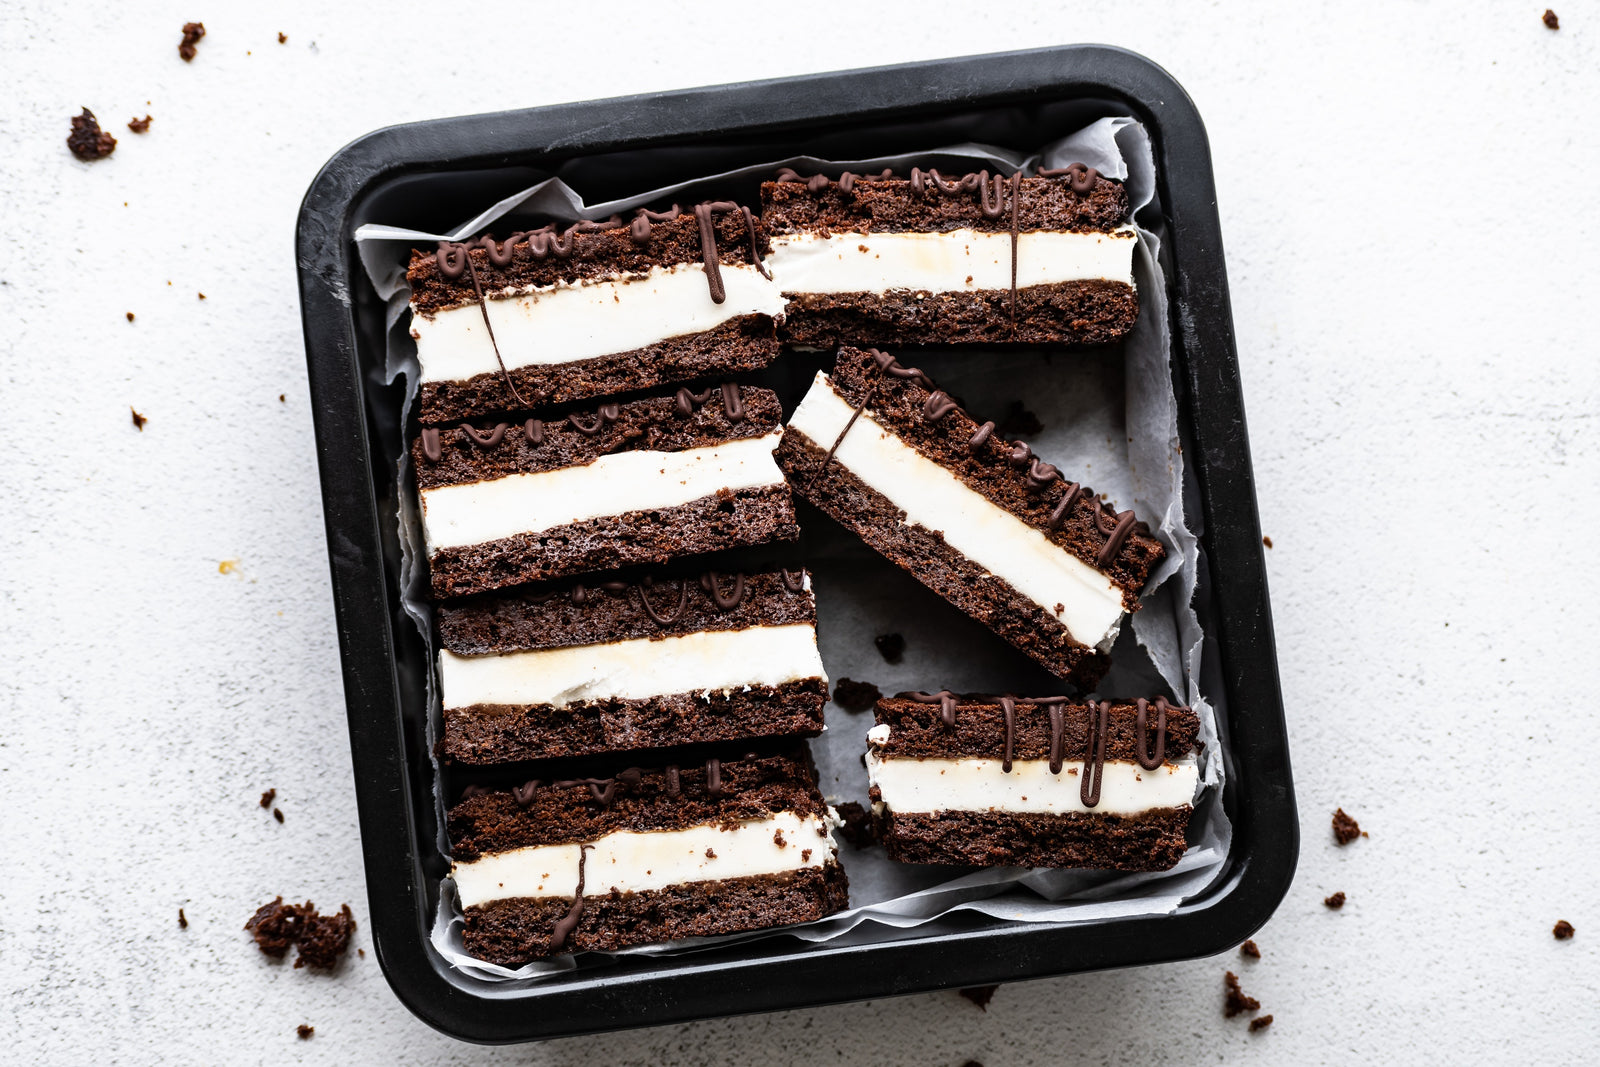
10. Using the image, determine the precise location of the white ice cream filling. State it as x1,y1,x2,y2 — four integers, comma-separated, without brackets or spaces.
786,375,1126,647
866,743,1198,817
766,227,1137,295
452,810,840,908
412,262,786,385
421,430,785,553
440,623,827,711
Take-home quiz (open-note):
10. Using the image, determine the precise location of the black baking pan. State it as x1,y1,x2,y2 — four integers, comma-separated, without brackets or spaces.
296,44,1297,1044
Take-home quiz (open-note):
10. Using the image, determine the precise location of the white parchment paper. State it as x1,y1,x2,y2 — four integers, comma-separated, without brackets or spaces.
353,117,1229,982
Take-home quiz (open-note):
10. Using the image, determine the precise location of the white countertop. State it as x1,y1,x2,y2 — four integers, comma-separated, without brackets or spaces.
3,1,1596,1062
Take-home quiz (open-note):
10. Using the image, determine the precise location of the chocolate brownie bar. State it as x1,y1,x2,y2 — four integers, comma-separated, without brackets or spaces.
448,751,849,964
867,694,1199,870
778,348,1165,687
407,204,783,424
761,166,1137,347
415,384,798,599
437,568,828,764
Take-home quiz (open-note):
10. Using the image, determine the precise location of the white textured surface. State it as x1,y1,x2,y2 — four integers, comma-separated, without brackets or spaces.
2,2,1597,1064
865,753,1200,815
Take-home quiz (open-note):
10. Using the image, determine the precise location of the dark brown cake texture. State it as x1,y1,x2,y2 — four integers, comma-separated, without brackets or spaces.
867,694,1198,870
416,384,798,599
761,165,1137,347
448,751,848,964
67,108,117,161
778,347,1165,688
436,567,827,764
408,205,779,424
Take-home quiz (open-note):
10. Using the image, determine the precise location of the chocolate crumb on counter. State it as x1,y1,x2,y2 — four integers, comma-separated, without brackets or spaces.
1554,920,1575,940
1332,807,1362,845
1262,535,1273,549
131,408,147,430
179,22,206,61
198,292,206,300
296,1025,314,1040
128,115,152,133
273,807,285,823
294,904,356,969
1240,939,1260,958
259,788,276,809
126,312,135,322
278,32,288,44
67,108,117,160
1250,1014,1274,1032
279,394,286,402
245,897,307,958
1544,9,1560,29
178,908,188,929
996,400,1044,438
958,985,998,1011
833,678,882,711
1324,892,1346,910
1223,971,1259,1017
874,632,906,664
835,801,876,849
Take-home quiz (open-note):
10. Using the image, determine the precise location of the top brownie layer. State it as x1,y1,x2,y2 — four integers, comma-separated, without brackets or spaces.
873,695,1200,763
761,169,1130,237
412,383,778,491
447,751,828,861
438,568,816,654
409,208,772,317
825,347,1165,600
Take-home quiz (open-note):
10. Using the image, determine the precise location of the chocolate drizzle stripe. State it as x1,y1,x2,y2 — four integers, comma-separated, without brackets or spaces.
907,690,961,728
1000,696,1016,773
636,578,690,626
780,568,806,592
1136,697,1169,771
703,571,746,610
1047,702,1065,774
420,427,442,463
549,845,590,952
1080,701,1110,807
462,253,527,409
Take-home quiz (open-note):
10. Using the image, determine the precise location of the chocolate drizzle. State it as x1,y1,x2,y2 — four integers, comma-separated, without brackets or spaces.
1047,701,1065,774
1000,696,1016,773
461,422,506,448
636,576,690,625
907,690,961,727
701,571,746,610
693,201,740,304
1135,697,1170,770
517,568,803,631
780,568,806,592
705,758,723,797
549,844,590,952
1080,701,1110,807
420,427,442,462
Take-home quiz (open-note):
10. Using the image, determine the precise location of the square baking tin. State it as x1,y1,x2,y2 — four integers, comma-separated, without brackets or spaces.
295,45,1297,1043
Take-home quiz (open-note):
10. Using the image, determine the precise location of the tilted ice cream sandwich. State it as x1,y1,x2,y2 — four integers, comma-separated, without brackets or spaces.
407,203,785,423
435,568,829,764
761,165,1137,347
448,750,848,964
866,693,1200,870
777,347,1165,688
415,383,797,599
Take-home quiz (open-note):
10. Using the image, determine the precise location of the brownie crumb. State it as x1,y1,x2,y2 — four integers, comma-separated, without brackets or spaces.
273,807,285,823
278,32,288,44
179,22,206,61
357,948,365,958
773,829,787,848
178,908,188,929
958,985,998,1011
996,400,1044,438
245,897,308,958
1544,9,1560,29
296,1025,314,1040
874,632,906,663
279,394,286,402
197,292,206,300
130,407,147,430
833,678,882,711
294,903,356,969
1324,891,1346,910
126,312,135,322
1554,920,1575,940
835,801,876,849
1250,1014,1274,1032
1223,971,1259,1018
1262,535,1273,549
705,848,716,859
801,849,812,862
259,788,276,809
1332,807,1362,845
67,108,117,160
1239,939,1260,958
128,115,152,133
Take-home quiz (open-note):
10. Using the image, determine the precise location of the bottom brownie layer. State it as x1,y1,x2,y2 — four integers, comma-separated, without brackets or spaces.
418,314,779,424
461,864,850,965
876,807,1191,871
428,484,799,599
778,281,1137,348
776,430,1108,687
442,678,828,764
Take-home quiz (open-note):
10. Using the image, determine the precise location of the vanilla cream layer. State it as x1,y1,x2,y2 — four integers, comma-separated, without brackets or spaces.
421,430,784,552
440,623,826,711
787,376,1125,646
866,744,1198,817
766,227,1136,295
412,263,786,385
453,811,839,908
